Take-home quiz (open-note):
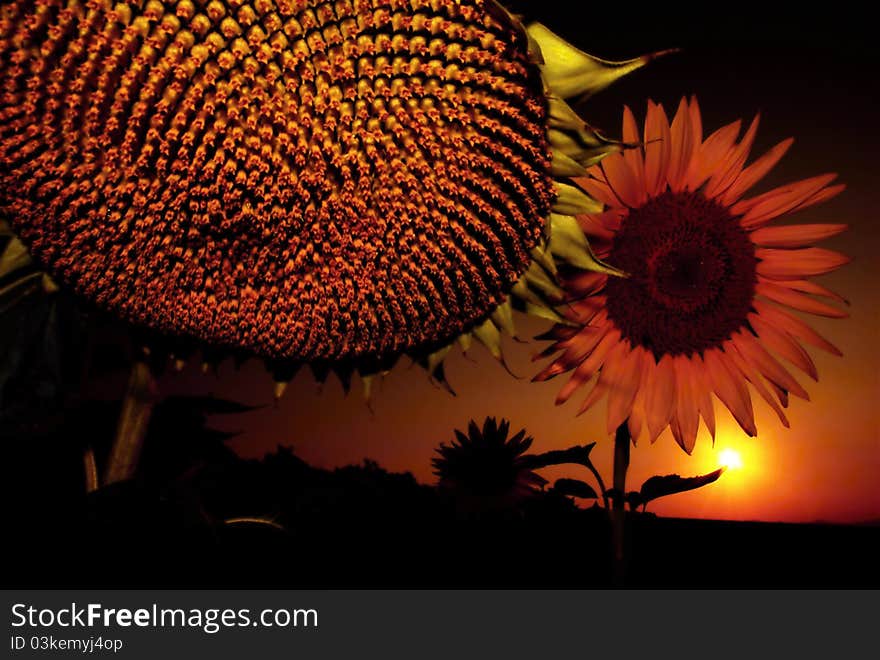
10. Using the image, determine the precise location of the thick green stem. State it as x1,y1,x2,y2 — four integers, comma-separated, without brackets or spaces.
612,422,631,585
103,361,157,486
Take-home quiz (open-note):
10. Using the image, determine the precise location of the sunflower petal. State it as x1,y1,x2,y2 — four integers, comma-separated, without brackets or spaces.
755,280,849,318
688,96,703,146
561,270,608,298
574,175,621,208
672,357,700,453
577,376,609,417
729,331,809,400
555,328,621,404
735,174,839,227
724,342,790,427
767,380,790,408
622,105,646,197
752,299,843,356
644,354,676,443
691,354,716,440
601,151,643,208
533,323,609,382
604,344,643,433
721,138,794,204
627,356,649,444
685,119,741,190
783,279,849,305
576,213,615,240
704,114,759,200
750,223,847,248
667,98,696,192
704,348,757,436
748,312,818,380
756,248,850,279
644,100,671,197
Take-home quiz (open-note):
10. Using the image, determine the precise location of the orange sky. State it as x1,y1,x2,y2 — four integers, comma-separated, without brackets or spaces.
154,6,879,525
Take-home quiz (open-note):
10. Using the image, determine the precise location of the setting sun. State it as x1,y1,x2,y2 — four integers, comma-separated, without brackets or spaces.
718,449,744,471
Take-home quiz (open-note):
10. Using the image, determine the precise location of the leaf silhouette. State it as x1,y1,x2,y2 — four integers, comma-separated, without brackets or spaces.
553,478,598,499
634,468,725,508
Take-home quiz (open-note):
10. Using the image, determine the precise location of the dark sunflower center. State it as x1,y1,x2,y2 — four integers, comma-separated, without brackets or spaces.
604,191,756,358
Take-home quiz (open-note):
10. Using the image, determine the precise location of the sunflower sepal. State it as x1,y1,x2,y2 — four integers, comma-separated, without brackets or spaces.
548,214,627,277
553,181,604,215
526,23,676,100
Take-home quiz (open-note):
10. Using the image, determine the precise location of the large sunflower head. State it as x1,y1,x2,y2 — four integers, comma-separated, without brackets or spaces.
536,97,849,453
432,416,546,511
0,1,660,392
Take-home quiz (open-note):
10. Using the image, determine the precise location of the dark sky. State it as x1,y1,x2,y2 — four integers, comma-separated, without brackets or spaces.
149,2,879,523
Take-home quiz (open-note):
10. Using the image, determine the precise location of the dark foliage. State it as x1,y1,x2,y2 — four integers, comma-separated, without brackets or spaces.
2,398,878,589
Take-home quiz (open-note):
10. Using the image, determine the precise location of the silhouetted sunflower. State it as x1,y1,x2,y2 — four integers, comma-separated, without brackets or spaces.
0,1,664,394
433,417,546,511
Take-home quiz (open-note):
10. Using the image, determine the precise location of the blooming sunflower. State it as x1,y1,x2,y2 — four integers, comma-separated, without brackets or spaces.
535,97,849,453
433,416,547,512
0,0,662,397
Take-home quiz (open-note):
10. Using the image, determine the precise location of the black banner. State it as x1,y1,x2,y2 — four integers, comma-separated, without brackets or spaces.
2,590,875,658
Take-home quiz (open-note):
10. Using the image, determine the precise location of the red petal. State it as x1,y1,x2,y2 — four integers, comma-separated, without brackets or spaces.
756,247,850,279
574,175,622,209
704,114,760,200
644,100,671,197
724,341,790,427
604,344,643,433
601,151,641,208
622,105,646,200
555,328,621,404
730,331,809,400
748,312,818,380
672,357,700,453
721,138,793,205
667,98,696,192
783,279,849,305
687,96,703,151
755,280,849,318
577,213,615,240
704,348,757,436
735,174,839,227
685,120,741,190
750,223,847,248
644,354,676,443
752,299,843,356
577,377,609,417
690,354,716,440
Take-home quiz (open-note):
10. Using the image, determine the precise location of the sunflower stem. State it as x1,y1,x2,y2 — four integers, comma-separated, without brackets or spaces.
83,447,98,493
586,461,610,510
103,361,158,486
612,422,631,585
